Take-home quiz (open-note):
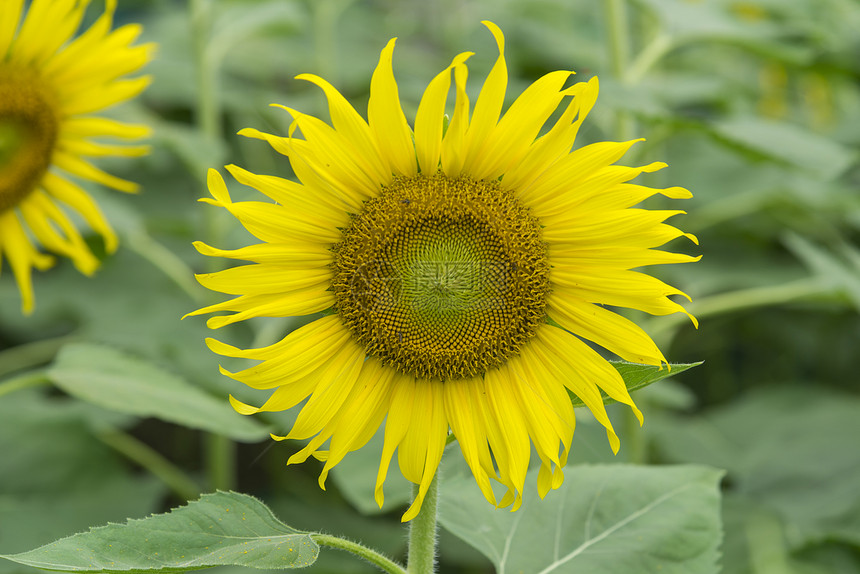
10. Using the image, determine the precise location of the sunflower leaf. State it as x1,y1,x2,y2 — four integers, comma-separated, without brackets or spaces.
0,492,319,573
567,361,702,409
46,343,268,442
439,464,724,574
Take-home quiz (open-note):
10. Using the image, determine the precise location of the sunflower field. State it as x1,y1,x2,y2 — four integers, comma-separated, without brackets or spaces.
1,1,859,573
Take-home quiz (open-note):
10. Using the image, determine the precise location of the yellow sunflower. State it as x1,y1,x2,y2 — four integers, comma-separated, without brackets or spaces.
0,0,153,313
190,21,698,521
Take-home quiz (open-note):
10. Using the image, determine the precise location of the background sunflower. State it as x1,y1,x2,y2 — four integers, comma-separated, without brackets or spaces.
0,1,858,573
0,0,153,313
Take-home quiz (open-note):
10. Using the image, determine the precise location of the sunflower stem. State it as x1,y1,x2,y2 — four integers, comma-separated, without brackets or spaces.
623,395,649,464
205,433,236,492
0,370,51,399
604,0,635,142
97,427,202,502
190,0,237,493
125,230,208,304
312,534,407,574
190,0,220,143
406,472,439,574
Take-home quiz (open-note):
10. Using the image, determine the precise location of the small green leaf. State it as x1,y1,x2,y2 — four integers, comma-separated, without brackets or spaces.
568,361,702,409
439,464,724,574
47,343,268,442
0,492,319,573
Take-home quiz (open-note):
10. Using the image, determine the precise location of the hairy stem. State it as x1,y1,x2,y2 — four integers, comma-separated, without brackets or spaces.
313,534,407,574
406,473,440,573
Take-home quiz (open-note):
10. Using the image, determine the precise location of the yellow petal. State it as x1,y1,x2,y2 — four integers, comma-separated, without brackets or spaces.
11,0,83,66
272,105,382,200
42,172,118,253
461,21,507,173
400,382,447,522
484,364,530,510
0,0,24,57
518,139,643,209
414,51,473,174
286,338,365,441
185,288,334,329
18,190,99,275
295,73,391,185
503,76,599,192
547,292,667,365
60,117,151,140
375,373,416,508
225,164,351,222
443,377,498,506
59,76,152,117
195,264,330,296
440,63,470,176
531,326,622,453
0,210,54,314
192,240,331,266
52,151,139,193
466,69,573,180
368,38,417,177
550,267,697,327
317,357,395,488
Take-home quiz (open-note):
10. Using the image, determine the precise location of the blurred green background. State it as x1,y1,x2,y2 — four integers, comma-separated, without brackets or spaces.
1,0,859,572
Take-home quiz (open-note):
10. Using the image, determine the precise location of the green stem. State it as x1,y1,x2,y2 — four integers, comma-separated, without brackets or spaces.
125,231,207,304
745,510,793,574
623,394,648,464
312,0,338,84
206,433,236,491
312,534,407,574
604,0,634,141
190,0,220,142
97,427,201,502
0,370,51,399
0,334,78,379
625,32,672,85
406,473,439,574
189,0,236,493
650,277,828,340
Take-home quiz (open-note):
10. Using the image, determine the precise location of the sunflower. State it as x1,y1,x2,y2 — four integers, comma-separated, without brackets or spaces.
190,21,698,521
0,0,153,313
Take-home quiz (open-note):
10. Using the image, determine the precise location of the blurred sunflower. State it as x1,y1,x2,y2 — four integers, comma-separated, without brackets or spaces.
0,0,153,313
191,21,698,521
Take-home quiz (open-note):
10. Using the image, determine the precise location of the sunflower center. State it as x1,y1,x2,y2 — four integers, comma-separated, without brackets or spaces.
0,65,59,213
332,172,550,380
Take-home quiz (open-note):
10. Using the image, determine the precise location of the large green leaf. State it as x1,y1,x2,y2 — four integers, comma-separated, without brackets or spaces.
438,464,723,574
0,391,166,574
0,492,318,573
567,361,702,409
46,343,267,442
651,386,860,549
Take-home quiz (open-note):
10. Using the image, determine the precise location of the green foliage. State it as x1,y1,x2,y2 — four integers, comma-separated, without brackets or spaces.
47,343,268,442
2,0,860,571
651,386,860,571
439,464,724,574
0,493,319,573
